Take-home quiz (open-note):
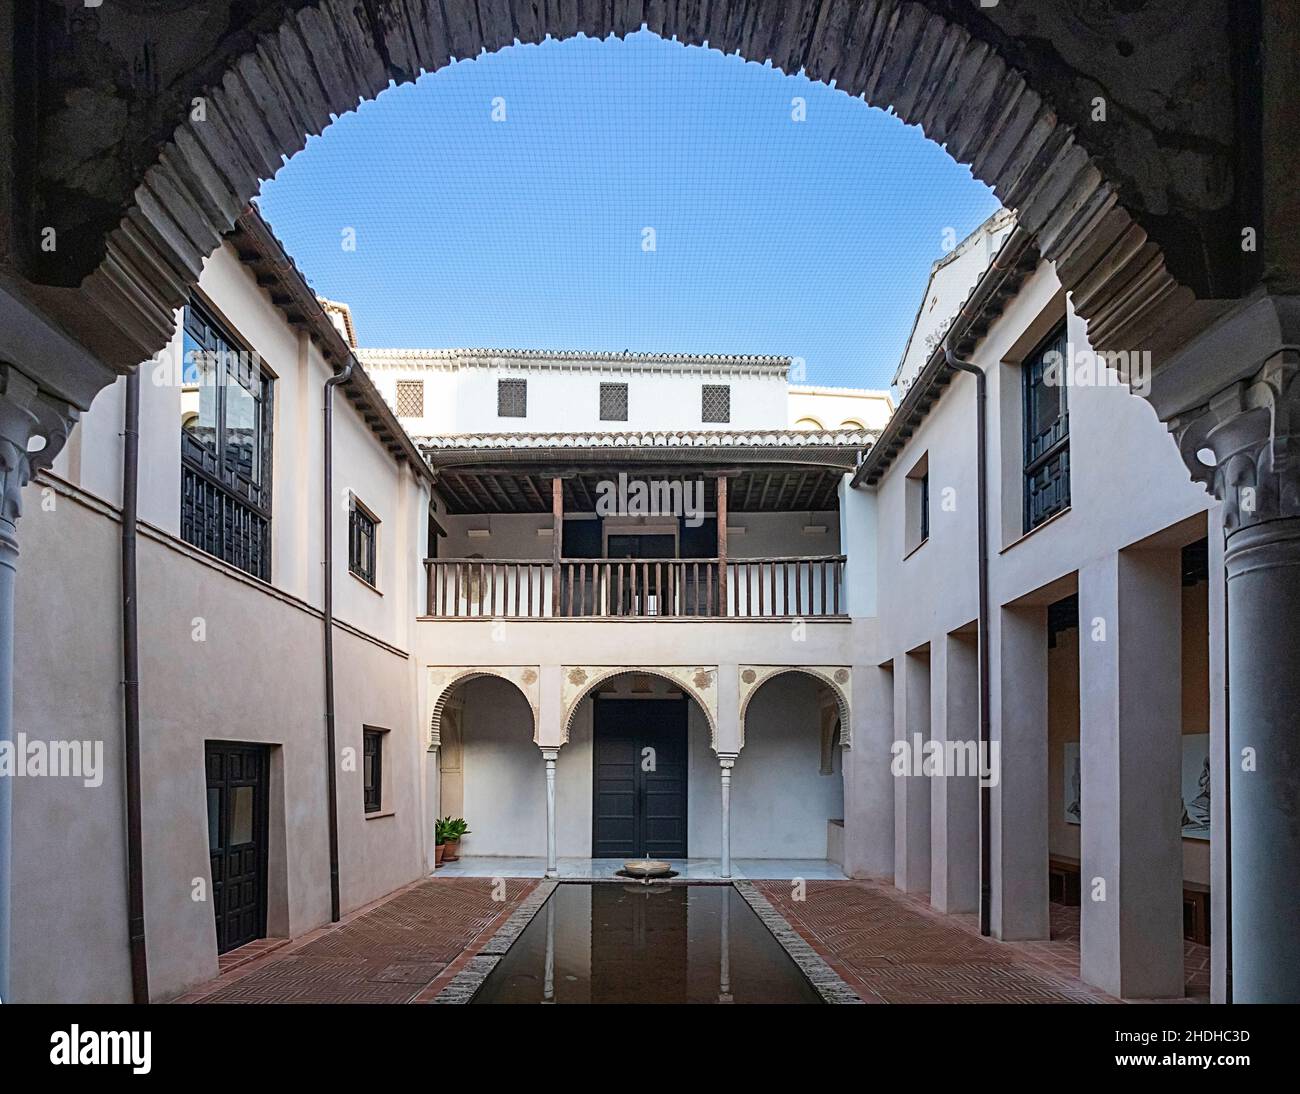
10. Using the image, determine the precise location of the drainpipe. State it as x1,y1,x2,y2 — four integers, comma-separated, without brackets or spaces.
322,361,353,922
943,342,992,937
120,369,149,1001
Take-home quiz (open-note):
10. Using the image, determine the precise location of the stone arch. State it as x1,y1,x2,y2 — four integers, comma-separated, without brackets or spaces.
561,666,718,749
427,665,540,748
738,665,851,750
80,0,1189,378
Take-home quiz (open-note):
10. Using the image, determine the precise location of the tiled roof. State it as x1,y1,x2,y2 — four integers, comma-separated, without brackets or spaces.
415,427,876,451
357,348,792,375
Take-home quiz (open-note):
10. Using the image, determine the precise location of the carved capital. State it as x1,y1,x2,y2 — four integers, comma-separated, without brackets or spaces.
0,363,79,526
1171,350,1300,536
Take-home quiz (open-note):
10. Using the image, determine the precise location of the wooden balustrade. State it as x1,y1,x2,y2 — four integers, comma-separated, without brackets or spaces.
423,556,846,618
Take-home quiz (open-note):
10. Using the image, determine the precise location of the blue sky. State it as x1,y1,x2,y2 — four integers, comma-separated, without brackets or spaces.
255,31,999,391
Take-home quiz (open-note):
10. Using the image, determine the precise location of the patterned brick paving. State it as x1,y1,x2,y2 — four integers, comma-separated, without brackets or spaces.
756,880,1112,1003
756,880,1212,1004
179,877,535,1004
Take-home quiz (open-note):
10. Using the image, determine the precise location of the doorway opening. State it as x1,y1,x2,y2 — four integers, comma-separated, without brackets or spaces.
592,697,688,859
205,741,270,954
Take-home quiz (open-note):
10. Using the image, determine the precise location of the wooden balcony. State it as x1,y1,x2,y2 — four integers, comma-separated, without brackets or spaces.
423,556,847,619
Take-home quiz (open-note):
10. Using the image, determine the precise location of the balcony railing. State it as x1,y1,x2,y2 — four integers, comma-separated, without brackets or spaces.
423,556,846,619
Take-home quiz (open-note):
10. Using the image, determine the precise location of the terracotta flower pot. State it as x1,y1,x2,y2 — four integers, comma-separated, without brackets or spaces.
435,844,445,866
443,838,460,862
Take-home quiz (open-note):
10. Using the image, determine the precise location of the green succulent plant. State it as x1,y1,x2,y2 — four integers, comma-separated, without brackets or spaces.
439,816,471,841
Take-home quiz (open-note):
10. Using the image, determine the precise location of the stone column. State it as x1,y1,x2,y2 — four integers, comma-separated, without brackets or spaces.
424,744,440,874
0,364,77,1001
718,753,736,878
1173,349,1300,1001
1078,550,1184,998
541,747,559,877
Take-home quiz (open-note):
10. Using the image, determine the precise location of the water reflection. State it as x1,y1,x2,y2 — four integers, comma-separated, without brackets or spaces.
472,882,821,1004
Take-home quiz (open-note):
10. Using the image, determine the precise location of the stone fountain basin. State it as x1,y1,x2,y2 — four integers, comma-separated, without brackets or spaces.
622,859,673,878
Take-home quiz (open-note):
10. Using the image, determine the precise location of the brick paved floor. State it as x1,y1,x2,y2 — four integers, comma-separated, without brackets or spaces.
756,879,1210,1004
178,875,1209,1004
178,877,535,1004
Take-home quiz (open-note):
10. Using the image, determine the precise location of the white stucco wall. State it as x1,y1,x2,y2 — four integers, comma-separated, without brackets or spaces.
361,353,791,435
13,240,431,1003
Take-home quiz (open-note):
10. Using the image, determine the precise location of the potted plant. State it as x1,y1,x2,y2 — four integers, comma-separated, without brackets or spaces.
441,816,470,862
434,818,448,867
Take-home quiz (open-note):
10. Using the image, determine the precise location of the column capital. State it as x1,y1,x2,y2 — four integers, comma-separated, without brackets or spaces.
540,746,559,762
1171,349,1300,537
717,753,737,770
0,363,79,525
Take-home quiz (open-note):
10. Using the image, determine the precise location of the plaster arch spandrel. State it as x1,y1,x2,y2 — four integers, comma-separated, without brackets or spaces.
426,666,540,748
737,665,852,750
561,666,719,750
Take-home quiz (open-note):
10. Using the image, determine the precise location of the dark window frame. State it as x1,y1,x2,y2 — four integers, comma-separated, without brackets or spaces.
362,728,384,814
349,496,379,587
497,377,527,418
919,471,930,544
180,297,275,580
599,381,629,422
701,383,731,423
1022,323,1071,532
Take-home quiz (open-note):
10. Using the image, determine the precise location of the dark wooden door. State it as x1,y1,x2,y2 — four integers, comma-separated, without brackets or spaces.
205,742,269,953
592,699,688,858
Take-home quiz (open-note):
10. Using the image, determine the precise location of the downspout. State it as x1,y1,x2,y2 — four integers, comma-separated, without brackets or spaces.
121,368,149,1000
322,361,353,923
943,342,992,937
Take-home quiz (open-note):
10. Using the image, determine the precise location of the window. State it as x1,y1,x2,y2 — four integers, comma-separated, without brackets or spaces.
1023,324,1071,531
394,379,424,418
498,378,527,418
180,299,274,580
363,729,384,814
349,497,378,586
904,452,929,555
701,384,731,423
600,382,628,421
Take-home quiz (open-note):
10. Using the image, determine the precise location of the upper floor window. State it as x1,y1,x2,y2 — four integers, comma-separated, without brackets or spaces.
395,379,424,418
600,382,629,422
349,496,378,587
904,452,929,555
180,299,274,580
363,728,384,814
702,384,731,423
498,378,527,418
1023,323,1071,531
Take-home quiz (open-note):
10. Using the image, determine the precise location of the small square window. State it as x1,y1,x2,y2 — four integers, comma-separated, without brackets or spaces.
363,729,384,814
395,379,424,418
349,497,378,586
498,378,527,418
701,384,731,423
600,382,629,421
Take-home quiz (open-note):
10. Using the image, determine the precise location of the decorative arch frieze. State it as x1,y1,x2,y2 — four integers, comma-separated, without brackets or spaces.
738,665,852,750
426,665,540,748
561,666,718,749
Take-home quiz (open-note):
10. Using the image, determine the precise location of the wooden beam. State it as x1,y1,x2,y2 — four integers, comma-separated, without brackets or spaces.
716,475,728,617
551,476,563,616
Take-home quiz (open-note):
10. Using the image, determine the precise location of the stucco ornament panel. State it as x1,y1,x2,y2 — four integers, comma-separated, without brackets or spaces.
427,665,540,747
738,666,852,750
561,666,718,748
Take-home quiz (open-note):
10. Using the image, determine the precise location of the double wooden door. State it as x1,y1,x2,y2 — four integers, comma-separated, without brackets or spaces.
592,699,688,859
